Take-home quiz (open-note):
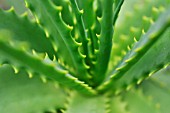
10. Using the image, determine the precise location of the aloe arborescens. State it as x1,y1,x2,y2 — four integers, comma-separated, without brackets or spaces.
0,0,170,113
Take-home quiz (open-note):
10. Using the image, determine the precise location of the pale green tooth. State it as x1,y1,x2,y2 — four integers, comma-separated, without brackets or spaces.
25,1,29,8
12,66,19,74
115,64,126,71
96,33,100,39
142,29,146,35
82,59,90,69
44,28,50,38
148,70,156,77
134,37,138,42
73,16,77,25
53,55,57,61
72,38,82,46
32,49,37,55
142,15,150,22
40,75,47,83
121,50,127,56
28,71,33,78
163,63,170,69
125,55,136,63
97,16,102,22
20,12,28,18
66,24,73,30
137,77,144,85
130,26,139,33
149,18,154,24
94,49,99,54
34,15,40,24
126,84,133,91
114,89,122,95
152,7,159,13
79,9,84,14
6,6,15,13
127,45,131,51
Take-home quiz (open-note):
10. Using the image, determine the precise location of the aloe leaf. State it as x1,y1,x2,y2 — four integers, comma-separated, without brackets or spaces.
108,0,170,72
52,0,74,26
98,8,170,93
76,0,100,45
76,0,96,29
69,0,90,61
65,91,106,113
140,67,170,113
109,96,129,113
0,9,55,59
6,0,28,14
0,64,67,113
113,0,124,25
25,0,89,81
120,67,170,113
0,36,96,96
122,89,159,113
93,0,114,86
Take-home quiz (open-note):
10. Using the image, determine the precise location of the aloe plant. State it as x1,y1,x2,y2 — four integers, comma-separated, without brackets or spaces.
0,0,170,112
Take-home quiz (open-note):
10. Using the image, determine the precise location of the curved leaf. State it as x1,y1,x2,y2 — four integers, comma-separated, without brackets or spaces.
65,91,106,113
141,67,170,113
98,8,170,93
0,64,67,113
0,35,96,96
25,0,90,81
0,9,56,59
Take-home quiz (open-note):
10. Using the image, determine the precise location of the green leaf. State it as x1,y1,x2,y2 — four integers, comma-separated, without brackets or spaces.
52,0,74,26
0,64,67,113
113,0,124,25
141,67,170,113
0,35,96,96
93,0,114,86
69,0,90,64
109,95,129,113
25,0,90,81
0,9,56,59
98,8,170,93
122,89,159,113
108,0,169,72
65,91,106,113
6,0,28,15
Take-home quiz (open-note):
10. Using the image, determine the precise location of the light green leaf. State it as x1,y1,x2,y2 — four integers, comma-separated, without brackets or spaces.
108,0,170,72
123,89,159,113
25,0,89,81
0,64,67,113
98,8,170,93
65,91,106,113
0,35,96,96
0,9,56,59
141,67,170,113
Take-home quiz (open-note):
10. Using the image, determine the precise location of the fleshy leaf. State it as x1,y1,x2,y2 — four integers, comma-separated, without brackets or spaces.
0,35,96,96
108,95,129,113
65,91,106,113
0,64,67,113
108,0,170,72
93,0,114,86
98,8,170,93
140,67,170,113
122,89,159,113
25,0,90,81
0,9,55,59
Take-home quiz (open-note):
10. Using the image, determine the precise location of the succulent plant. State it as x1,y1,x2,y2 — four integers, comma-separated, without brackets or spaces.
0,0,170,113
